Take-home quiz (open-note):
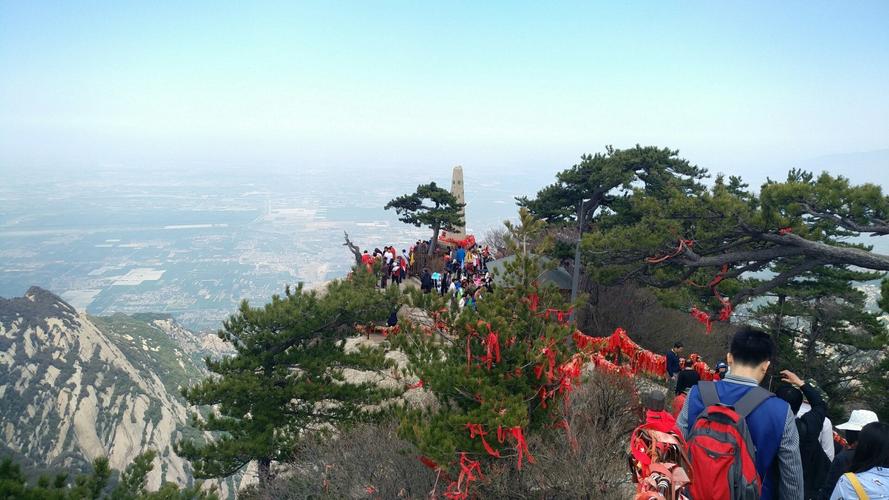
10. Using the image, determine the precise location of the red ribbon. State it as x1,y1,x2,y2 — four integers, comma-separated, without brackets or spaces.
443,453,483,500
406,379,424,390
509,427,535,469
525,293,540,312
419,455,439,470
484,330,501,370
465,423,501,458
690,307,713,333
645,238,695,264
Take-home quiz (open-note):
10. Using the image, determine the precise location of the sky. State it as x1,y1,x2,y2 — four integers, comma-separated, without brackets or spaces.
1,1,888,185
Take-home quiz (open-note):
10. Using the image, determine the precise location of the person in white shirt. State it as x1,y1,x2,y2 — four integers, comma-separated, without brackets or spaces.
799,401,835,462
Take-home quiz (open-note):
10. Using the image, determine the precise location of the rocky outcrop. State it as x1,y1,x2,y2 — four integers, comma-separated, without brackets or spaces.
0,287,235,496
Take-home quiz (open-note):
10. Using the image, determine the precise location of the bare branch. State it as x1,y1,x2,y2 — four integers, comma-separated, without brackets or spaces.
343,231,362,265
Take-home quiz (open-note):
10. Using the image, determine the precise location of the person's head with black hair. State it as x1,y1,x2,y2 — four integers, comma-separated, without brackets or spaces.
671,341,683,355
775,385,804,414
726,326,774,383
849,422,889,473
675,369,701,395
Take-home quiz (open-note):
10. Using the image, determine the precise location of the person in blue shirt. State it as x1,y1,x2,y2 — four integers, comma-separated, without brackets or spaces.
677,326,803,500
455,246,466,269
666,341,683,381
830,421,889,499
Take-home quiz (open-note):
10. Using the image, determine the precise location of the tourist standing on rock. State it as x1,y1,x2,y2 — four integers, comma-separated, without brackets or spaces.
390,259,401,286
828,422,889,499
455,245,466,269
819,410,881,500
380,265,389,288
400,250,409,279
440,271,450,296
677,326,803,500
420,268,433,293
666,341,683,382
361,250,374,273
776,370,831,499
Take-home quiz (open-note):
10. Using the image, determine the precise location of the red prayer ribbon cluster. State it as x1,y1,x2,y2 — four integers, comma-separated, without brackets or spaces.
572,328,667,378
443,453,483,500
463,423,536,470
438,232,477,249
541,307,573,324
687,264,734,333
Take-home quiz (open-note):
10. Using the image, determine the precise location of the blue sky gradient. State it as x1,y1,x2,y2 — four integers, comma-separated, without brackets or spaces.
1,1,888,183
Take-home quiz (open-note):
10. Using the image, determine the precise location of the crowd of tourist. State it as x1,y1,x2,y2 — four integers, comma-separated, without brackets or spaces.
358,237,889,499
665,329,887,500
360,239,496,310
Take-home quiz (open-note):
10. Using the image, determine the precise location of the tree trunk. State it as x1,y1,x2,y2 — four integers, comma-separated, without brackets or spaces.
258,458,271,485
343,232,362,265
773,294,786,357
428,225,440,256
805,299,822,366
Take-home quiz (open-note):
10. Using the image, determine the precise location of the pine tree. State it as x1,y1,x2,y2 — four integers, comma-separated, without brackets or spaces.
393,209,578,497
177,270,401,485
385,182,465,255
0,452,216,499
753,264,888,417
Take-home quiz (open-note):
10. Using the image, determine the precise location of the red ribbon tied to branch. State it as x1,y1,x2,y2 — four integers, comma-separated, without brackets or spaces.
541,345,557,382
509,426,535,469
465,423,501,458
443,453,484,500
690,307,713,333
484,330,501,370
645,238,695,264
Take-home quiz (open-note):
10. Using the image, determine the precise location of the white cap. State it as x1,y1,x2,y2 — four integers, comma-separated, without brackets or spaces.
836,409,879,431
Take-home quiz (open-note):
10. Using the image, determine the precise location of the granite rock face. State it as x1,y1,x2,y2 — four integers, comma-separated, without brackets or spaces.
0,287,235,495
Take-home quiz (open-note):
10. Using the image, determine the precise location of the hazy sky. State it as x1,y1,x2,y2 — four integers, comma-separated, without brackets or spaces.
2,1,888,183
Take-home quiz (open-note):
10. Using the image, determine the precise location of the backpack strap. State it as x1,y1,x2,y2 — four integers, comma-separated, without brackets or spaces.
698,381,720,407
845,472,870,500
733,386,772,418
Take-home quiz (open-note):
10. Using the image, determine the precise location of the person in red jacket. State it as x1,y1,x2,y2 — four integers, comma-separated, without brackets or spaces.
360,250,374,273
672,364,701,419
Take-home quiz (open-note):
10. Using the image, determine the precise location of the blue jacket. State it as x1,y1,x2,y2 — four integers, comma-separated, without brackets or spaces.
455,248,466,263
666,350,680,376
680,376,802,500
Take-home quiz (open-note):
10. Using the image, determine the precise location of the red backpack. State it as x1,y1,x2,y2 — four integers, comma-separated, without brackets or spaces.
686,381,771,500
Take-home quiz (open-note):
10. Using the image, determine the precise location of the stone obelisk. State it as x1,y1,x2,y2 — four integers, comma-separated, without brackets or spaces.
450,165,466,239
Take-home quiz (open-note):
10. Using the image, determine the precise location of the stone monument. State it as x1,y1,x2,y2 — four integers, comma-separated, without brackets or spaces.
450,165,466,239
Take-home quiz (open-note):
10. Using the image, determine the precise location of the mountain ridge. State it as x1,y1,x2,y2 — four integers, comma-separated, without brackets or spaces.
0,286,238,496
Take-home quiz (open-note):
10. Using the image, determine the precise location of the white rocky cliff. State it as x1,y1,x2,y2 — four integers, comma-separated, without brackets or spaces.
0,287,229,492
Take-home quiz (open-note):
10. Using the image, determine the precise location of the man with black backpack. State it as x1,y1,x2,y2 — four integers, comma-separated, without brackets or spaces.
677,326,803,500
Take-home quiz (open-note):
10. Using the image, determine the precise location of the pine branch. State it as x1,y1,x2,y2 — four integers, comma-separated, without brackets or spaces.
800,202,889,236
